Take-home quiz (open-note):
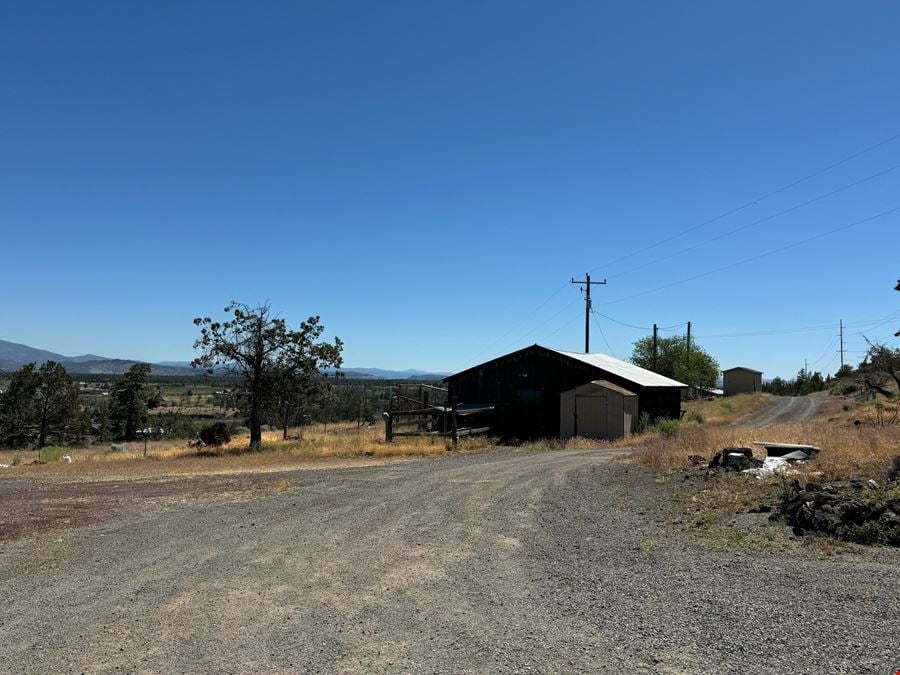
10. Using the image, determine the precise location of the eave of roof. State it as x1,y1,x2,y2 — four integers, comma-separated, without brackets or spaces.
722,367,764,374
445,343,687,389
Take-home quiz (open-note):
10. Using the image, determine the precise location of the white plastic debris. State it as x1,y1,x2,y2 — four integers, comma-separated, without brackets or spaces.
62,455,72,463
743,456,798,479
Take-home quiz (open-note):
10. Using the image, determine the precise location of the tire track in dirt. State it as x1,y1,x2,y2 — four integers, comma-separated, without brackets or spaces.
733,395,821,427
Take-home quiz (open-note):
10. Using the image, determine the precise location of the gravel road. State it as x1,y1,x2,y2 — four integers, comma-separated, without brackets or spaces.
1,449,897,674
734,395,822,427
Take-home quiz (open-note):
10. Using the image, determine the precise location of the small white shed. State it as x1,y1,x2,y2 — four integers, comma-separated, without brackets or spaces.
559,380,638,441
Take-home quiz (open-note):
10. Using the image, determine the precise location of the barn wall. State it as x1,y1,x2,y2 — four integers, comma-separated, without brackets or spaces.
447,346,684,439
723,370,763,396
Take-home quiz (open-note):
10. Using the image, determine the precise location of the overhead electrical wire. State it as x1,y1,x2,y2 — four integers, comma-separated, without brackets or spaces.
605,162,900,282
453,133,898,369
603,206,900,307
590,310,617,358
589,132,899,276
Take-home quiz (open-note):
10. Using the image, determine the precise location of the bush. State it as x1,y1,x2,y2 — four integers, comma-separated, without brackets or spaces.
654,418,680,437
685,409,705,424
199,422,231,447
636,413,680,437
11,454,21,466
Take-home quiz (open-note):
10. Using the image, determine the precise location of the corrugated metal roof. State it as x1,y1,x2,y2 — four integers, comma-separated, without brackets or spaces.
543,346,688,388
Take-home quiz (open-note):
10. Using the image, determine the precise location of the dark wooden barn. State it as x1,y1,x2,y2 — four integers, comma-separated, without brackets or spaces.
443,344,686,440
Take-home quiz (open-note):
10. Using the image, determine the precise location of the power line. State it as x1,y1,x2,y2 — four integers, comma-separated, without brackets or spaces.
603,206,900,307
590,309,617,358
589,132,899,275
593,312,651,331
606,162,900,282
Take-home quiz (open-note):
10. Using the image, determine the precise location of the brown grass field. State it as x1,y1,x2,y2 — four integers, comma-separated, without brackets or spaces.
634,421,899,481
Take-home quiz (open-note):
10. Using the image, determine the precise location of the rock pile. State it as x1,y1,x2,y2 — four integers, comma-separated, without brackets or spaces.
778,481,900,546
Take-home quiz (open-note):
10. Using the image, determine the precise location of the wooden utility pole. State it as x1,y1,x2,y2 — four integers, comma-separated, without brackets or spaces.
652,323,659,371
686,321,692,377
839,320,845,370
570,273,607,353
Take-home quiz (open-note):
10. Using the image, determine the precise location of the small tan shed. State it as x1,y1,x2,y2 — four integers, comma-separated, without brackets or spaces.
559,380,638,441
722,367,763,396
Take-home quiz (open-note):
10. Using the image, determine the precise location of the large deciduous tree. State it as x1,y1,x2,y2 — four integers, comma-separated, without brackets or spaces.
192,302,343,449
630,335,719,389
110,363,161,441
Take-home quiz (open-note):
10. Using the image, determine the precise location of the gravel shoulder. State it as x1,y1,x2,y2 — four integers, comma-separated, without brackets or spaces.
1,449,897,674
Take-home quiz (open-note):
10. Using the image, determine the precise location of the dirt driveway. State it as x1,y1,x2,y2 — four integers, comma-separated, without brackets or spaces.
735,395,822,427
1,449,897,674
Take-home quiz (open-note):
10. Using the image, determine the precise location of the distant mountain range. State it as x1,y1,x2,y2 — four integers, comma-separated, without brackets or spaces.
0,339,452,380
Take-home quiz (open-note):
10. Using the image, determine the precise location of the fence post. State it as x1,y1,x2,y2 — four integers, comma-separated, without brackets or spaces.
449,385,458,448
382,412,393,443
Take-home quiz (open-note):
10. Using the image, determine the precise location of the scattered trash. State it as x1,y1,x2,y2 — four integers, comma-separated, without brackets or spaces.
747,456,796,479
752,442,820,458
687,454,706,466
62,455,72,463
0,464,9,469
867,479,879,489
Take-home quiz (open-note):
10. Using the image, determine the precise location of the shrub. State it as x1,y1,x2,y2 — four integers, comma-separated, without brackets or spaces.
654,418,680,437
685,409,705,424
11,454,21,466
199,422,231,447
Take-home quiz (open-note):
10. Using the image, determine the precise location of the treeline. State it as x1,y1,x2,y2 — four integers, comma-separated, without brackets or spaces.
763,367,835,396
0,361,162,449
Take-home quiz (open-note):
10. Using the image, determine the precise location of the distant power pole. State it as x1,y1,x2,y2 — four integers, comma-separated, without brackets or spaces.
686,321,692,377
570,273,607,353
838,320,845,370
652,323,659,371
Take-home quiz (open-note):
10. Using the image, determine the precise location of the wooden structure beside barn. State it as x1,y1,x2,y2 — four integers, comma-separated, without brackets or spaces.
722,366,763,396
559,380,638,440
444,344,686,440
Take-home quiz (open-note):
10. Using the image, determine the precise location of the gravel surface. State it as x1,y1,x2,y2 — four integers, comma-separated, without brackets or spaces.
1,448,897,673
734,395,822,427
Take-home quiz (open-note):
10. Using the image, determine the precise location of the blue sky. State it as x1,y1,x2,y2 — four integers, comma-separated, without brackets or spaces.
1,1,898,377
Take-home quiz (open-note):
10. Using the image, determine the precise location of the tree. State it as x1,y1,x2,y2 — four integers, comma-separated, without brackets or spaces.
630,335,719,389
192,302,343,449
859,339,899,397
110,363,161,440
0,363,39,447
33,361,79,449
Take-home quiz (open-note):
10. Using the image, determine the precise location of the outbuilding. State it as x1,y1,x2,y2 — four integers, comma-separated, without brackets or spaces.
722,367,763,396
443,344,686,440
559,380,638,440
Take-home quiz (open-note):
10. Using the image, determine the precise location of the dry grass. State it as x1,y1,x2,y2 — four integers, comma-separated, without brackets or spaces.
0,423,494,481
682,392,772,425
635,421,899,481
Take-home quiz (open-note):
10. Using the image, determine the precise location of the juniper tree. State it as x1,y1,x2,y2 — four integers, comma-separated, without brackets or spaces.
192,302,343,449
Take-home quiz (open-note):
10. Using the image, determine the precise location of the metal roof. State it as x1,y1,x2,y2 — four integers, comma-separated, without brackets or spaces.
722,366,763,374
543,346,687,388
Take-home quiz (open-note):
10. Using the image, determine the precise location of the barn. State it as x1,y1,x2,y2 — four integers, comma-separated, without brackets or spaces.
443,344,686,440
722,366,763,396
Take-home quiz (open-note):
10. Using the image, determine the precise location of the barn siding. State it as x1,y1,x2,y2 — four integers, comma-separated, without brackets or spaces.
446,345,684,440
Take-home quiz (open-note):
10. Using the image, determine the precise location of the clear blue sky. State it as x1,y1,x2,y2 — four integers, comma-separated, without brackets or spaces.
1,1,898,378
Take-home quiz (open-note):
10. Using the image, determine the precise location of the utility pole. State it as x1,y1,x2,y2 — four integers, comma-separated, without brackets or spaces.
652,323,658,371
838,320,845,370
686,321,692,378
570,273,607,353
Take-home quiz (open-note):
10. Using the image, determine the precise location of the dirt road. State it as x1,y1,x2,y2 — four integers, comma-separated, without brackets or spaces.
1,449,897,673
735,395,822,427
